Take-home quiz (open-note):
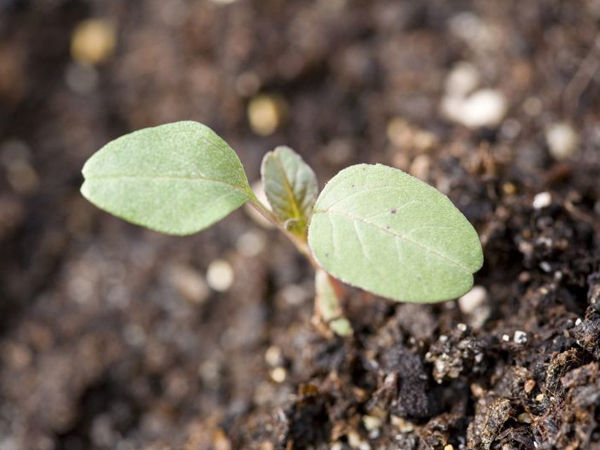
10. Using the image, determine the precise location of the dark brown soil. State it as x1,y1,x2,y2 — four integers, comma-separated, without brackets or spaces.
1,1,600,449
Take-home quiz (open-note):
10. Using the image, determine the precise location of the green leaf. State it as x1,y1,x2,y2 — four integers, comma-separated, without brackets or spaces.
261,146,318,237
81,121,253,235
307,164,483,303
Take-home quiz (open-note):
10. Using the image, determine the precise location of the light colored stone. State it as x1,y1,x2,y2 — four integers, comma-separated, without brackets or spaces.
532,192,552,210
236,230,267,257
458,286,487,314
546,122,578,160
445,62,480,97
513,330,527,344
206,260,234,292
168,263,209,304
460,89,507,128
247,94,286,136
71,19,116,65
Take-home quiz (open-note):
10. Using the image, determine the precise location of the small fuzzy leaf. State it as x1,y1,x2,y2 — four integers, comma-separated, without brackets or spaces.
261,146,318,237
81,121,253,235
308,164,483,303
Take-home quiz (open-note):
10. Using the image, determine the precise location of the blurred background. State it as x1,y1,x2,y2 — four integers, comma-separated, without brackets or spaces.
1,1,600,449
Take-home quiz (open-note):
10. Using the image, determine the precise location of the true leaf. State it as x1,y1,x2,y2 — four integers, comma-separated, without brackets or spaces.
81,121,253,235
261,146,318,237
307,164,483,303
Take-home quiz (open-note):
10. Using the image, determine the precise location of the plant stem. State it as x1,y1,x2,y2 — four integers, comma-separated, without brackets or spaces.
248,197,319,269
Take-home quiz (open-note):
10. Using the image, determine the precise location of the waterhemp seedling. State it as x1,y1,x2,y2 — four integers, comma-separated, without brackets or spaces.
81,121,483,336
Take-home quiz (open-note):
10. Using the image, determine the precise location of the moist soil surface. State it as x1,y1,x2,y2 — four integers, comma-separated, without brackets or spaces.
2,1,600,449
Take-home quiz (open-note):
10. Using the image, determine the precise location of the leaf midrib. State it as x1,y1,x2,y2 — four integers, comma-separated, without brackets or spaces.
313,208,470,273
272,156,303,223
83,173,251,196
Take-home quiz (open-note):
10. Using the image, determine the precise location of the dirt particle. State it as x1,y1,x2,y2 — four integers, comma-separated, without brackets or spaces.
269,367,286,383
247,94,286,136
533,192,552,209
546,122,578,160
513,330,527,344
71,19,116,66
524,379,536,394
206,260,234,292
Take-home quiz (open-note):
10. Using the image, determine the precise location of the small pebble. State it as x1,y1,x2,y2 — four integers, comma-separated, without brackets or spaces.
206,260,234,292
458,286,487,314
347,431,370,450
524,379,536,394
457,323,468,332
391,415,414,433
236,230,266,257
362,415,382,431
247,94,286,136
269,367,286,383
513,330,527,344
264,345,283,367
445,62,480,97
442,89,507,128
71,19,116,65
532,192,552,210
458,286,490,328
502,334,510,342
518,412,532,424
444,445,455,450
546,122,578,160
168,263,209,304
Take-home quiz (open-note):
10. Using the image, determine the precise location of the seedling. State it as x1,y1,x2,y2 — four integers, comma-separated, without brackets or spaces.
81,121,483,336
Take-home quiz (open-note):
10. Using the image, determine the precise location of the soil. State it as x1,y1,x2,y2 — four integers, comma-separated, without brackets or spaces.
1,1,600,449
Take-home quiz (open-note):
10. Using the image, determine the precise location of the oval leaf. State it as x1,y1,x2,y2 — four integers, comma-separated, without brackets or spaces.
307,164,483,303
261,146,318,237
81,121,253,235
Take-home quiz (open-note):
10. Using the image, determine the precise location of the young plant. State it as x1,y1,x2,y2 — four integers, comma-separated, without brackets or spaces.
81,121,483,336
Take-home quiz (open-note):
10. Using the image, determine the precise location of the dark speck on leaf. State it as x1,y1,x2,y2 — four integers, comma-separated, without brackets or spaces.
391,209,397,214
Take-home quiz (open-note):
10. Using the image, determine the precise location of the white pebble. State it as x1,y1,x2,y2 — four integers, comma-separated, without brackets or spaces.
461,89,507,128
236,230,266,257
458,286,487,314
168,264,209,304
514,330,527,344
532,192,552,210
206,260,234,292
502,334,510,342
445,62,480,97
546,122,578,160
442,89,507,128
